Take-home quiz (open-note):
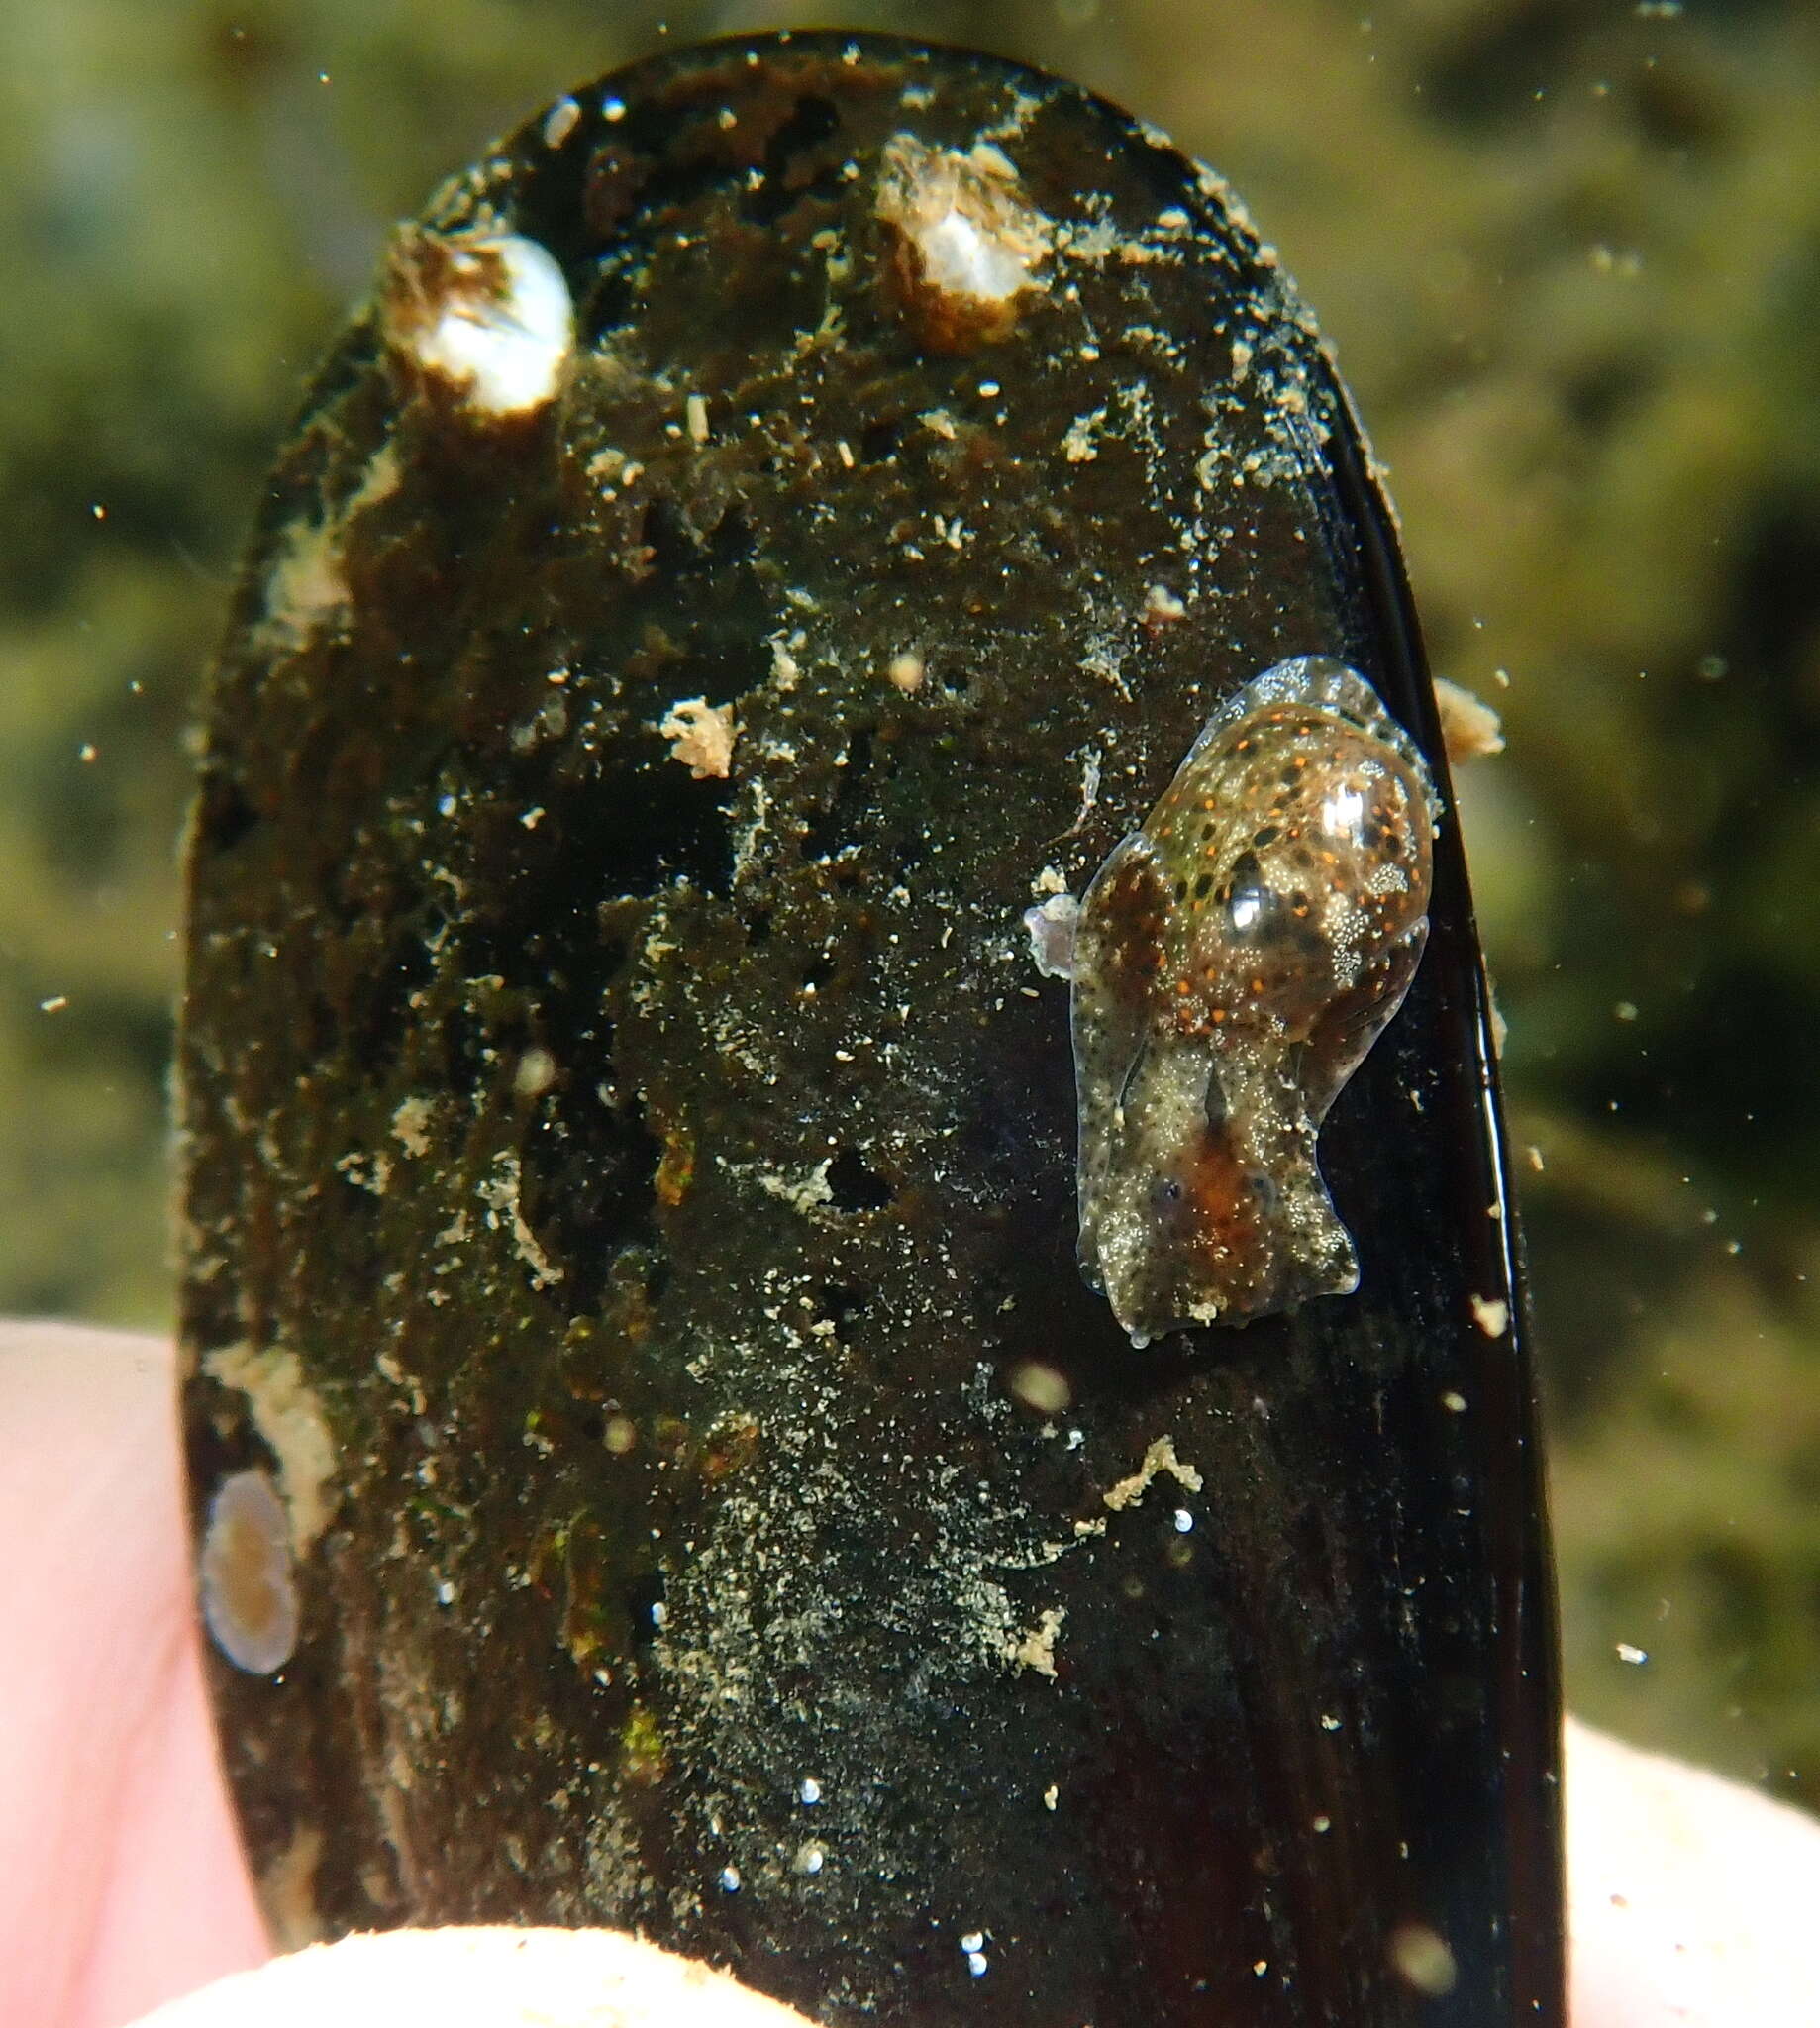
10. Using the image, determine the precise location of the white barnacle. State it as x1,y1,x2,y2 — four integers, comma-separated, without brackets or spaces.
874,135,1052,351
199,1467,300,1675
382,226,573,417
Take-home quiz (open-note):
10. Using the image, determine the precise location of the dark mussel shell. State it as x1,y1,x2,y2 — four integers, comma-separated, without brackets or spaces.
180,32,1562,2026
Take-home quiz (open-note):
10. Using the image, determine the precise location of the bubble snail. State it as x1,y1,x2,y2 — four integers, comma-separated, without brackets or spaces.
1039,656,1440,1346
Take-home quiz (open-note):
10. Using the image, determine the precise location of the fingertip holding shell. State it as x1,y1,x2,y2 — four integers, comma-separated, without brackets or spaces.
200,1467,300,1675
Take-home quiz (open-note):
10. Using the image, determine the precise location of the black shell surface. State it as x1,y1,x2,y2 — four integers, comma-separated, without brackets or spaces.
179,32,1562,2027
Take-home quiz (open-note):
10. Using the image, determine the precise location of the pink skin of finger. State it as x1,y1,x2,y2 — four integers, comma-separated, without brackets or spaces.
3,1321,1818,2027
0,1323,265,2028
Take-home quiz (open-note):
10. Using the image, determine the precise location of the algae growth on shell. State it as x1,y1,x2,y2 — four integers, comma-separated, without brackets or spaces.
180,32,1560,2026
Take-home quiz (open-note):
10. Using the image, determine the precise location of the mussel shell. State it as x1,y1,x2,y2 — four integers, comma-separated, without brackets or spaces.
180,32,1561,2026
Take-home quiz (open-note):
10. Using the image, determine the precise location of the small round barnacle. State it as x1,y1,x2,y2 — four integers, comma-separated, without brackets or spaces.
379,225,574,417
873,134,1053,352
199,1466,300,1675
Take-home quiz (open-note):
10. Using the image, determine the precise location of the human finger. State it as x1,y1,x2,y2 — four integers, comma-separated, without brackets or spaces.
120,1926,816,2028
0,1322,266,2028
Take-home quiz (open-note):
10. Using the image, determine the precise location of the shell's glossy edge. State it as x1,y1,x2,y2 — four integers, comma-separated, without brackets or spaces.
1071,657,1437,1343
180,30,1563,2027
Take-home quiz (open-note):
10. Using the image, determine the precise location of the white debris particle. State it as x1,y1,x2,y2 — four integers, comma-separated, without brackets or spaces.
258,516,354,649
1143,583,1186,625
1470,1295,1509,1338
1616,1642,1649,1666
1004,1605,1066,1679
385,228,573,417
798,1777,823,1805
1434,676,1506,762
960,1931,985,1953
514,1047,557,1098
478,1150,563,1289
39,994,68,1014
541,96,580,149
793,1841,825,1876
685,392,709,445
756,1159,835,1216
1062,407,1106,461
1043,1784,1059,1811
719,1866,741,1892
1066,749,1102,833
658,697,736,779
1005,1358,1072,1414
1102,1434,1204,1512
200,1343,339,1556
334,1148,392,1197
1389,1922,1459,1998
1080,641,1128,698
886,651,925,693
387,1094,434,1160
1441,1389,1468,1414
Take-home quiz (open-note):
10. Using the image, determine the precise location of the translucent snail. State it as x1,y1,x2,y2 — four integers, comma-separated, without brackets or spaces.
1048,656,1441,1346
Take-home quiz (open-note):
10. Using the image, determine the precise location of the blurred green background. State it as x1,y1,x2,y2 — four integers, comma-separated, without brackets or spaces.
5,0,1817,1811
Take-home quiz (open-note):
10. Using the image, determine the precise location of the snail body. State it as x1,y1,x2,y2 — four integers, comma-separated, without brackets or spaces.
1071,656,1440,1344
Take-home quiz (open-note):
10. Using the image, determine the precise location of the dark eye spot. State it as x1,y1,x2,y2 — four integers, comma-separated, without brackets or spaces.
1245,1170,1279,1215
1152,1175,1184,1209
